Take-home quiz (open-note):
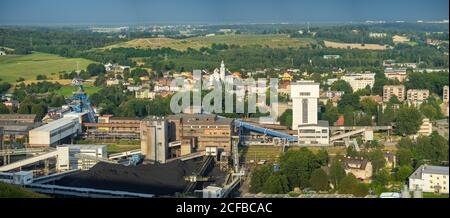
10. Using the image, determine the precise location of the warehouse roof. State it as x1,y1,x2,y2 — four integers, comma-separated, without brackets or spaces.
30,117,78,133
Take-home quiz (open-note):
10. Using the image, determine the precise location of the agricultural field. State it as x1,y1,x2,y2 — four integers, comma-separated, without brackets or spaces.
104,34,316,51
324,40,392,50
0,52,94,83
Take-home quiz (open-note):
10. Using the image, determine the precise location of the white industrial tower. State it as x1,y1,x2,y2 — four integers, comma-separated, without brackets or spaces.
291,81,320,130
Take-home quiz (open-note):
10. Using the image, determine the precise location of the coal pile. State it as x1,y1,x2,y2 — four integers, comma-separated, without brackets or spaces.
56,160,203,196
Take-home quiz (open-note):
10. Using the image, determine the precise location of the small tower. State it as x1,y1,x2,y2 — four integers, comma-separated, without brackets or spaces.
220,60,226,81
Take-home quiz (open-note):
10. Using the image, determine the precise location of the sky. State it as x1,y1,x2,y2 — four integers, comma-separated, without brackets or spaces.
0,0,448,25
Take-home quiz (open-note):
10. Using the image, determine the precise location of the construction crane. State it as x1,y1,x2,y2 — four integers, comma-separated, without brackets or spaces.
69,78,97,123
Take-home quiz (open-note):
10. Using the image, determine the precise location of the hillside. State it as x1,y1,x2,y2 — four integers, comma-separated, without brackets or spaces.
0,52,95,83
104,34,316,51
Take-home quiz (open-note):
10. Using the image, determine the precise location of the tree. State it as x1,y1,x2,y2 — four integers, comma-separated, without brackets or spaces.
17,103,31,114
396,165,413,182
378,103,396,126
338,94,361,112
397,148,413,167
0,104,10,114
36,74,47,80
30,103,46,119
388,96,400,104
278,109,293,128
280,148,321,189
331,80,353,94
338,174,359,194
395,105,422,135
372,169,391,187
322,101,339,125
250,165,273,193
316,149,329,166
370,149,386,173
360,98,378,116
329,160,346,189
309,168,329,191
87,63,106,76
262,174,290,194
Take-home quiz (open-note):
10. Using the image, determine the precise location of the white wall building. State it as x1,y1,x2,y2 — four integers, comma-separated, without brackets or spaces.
66,144,107,170
297,121,330,145
291,81,319,130
341,73,376,92
409,165,449,194
29,117,81,147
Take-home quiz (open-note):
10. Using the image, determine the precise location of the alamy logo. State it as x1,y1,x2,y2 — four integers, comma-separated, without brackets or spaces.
170,70,279,123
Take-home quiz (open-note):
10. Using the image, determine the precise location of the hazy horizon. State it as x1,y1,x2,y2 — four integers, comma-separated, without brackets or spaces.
0,0,448,26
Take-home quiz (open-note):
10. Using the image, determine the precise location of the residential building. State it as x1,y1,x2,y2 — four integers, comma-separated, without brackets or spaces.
291,81,319,130
344,157,373,181
384,152,396,169
360,95,383,105
444,85,449,103
416,118,433,137
106,78,120,86
341,73,376,92
135,89,156,99
322,90,345,99
383,85,405,102
280,72,293,81
384,68,407,82
407,89,429,105
409,165,449,194
323,55,341,59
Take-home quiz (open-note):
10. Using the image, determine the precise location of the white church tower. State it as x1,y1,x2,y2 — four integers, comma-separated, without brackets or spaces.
220,60,226,81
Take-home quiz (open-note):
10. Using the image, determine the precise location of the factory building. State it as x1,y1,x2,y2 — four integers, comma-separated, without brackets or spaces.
297,121,330,145
291,81,319,130
167,114,234,156
140,117,169,164
65,144,107,170
0,114,39,140
291,81,330,145
29,117,81,147
83,115,141,140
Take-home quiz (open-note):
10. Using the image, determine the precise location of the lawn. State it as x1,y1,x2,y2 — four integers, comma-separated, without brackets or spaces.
0,52,95,83
423,192,449,198
104,34,316,51
0,182,48,198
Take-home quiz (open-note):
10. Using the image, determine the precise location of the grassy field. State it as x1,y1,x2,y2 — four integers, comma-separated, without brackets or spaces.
324,40,392,50
0,53,94,83
0,182,47,198
105,34,316,51
55,82,102,97
423,192,449,198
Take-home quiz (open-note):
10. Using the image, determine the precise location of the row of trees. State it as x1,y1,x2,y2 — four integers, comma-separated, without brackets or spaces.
250,148,371,197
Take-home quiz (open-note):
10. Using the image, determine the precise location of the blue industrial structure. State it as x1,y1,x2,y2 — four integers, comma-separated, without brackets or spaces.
233,120,298,142
69,78,97,123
